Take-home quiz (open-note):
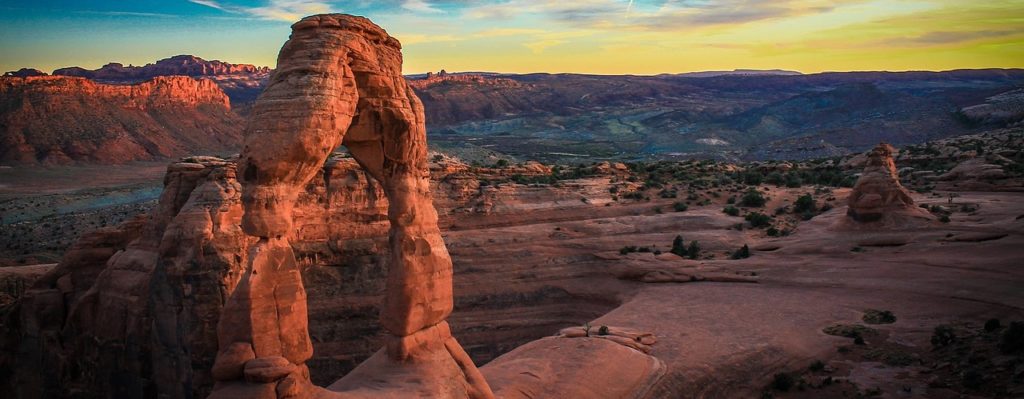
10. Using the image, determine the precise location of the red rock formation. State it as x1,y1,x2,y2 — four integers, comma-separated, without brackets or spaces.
1,156,248,398
0,76,242,164
408,70,522,90
52,55,270,81
210,14,492,399
846,143,931,222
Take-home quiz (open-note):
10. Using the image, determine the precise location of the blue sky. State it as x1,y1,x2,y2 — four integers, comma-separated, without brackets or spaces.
2,1,1023,74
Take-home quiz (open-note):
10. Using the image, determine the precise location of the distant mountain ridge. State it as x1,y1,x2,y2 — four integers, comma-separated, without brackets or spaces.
51,55,270,81
4,55,1024,163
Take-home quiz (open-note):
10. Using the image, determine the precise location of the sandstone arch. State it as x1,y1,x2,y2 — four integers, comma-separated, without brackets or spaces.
210,14,493,399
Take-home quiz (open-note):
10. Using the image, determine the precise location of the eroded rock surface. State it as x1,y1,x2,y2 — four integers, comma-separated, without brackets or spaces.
1,156,247,398
211,14,492,399
846,143,931,223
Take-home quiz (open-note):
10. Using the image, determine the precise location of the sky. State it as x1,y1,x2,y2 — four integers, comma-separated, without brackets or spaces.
1,0,1023,75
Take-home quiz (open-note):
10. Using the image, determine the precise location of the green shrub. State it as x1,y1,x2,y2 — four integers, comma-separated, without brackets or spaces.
723,205,740,216
671,235,687,257
1001,321,1024,354
808,360,826,372
743,171,763,186
931,325,956,348
793,194,816,214
731,244,751,259
784,173,802,188
745,212,772,228
687,241,701,259
862,309,896,324
770,373,794,392
673,202,688,212
766,227,780,237
984,318,1001,332
740,189,767,207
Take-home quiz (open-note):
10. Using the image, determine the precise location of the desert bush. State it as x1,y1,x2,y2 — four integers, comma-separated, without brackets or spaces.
862,309,896,324
673,202,688,212
931,325,956,348
740,189,766,207
793,194,816,214
671,235,687,257
687,241,701,259
723,205,740,216
823,324,877,338
984,318,1001,332
745,212,772,228
1001,321,1024,354
731,244,750,259
766,227,780,237
770,373,794,392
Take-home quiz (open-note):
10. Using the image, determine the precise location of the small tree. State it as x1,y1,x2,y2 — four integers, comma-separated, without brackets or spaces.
731,244,751,259
687,241,701,259
671,235,687,257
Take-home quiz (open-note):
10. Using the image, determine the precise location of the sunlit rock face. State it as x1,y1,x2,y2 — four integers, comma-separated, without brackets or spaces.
210,13,493,399
846,143,920,222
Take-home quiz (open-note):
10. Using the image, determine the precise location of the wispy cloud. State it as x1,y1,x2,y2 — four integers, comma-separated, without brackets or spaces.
402,0,443,14
74,10,178,18
186,0,331,21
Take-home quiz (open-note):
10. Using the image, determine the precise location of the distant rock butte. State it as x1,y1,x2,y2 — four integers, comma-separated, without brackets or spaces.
2,68,47,77
408,69,523,90
0,75,242,164
52,54,270,81
846,143,932,223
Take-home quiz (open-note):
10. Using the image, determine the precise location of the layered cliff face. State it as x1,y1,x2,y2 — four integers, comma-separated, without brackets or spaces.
0,76,243,164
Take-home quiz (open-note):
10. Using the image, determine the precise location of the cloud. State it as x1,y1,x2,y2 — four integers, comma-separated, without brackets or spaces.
73,10,178,18
186,0,332,22
402,0,443,13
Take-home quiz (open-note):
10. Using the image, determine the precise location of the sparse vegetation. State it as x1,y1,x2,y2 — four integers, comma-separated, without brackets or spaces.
745,212,771,228
740,189,767,207
931,325,956,348
862,309,896,325
731,244,750,259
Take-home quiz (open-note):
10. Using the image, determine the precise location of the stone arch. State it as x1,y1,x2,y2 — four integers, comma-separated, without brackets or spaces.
210,14,492,399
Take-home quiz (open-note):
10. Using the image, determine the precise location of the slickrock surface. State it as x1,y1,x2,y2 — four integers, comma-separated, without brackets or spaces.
845,143,932,223
0,76,242,164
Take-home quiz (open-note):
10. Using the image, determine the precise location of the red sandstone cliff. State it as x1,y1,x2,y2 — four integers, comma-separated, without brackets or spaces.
0,76,243,164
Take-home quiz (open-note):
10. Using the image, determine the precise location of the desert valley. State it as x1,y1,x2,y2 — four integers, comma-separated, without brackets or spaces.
2,4,1024,399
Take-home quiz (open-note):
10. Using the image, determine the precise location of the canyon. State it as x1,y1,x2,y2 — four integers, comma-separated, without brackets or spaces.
0,11,1023,399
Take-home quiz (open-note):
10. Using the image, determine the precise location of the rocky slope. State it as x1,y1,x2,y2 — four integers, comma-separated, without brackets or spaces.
0,75,243,164
413,69,1024,162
